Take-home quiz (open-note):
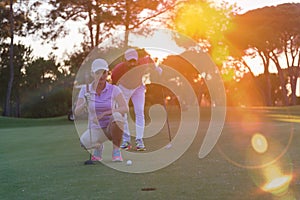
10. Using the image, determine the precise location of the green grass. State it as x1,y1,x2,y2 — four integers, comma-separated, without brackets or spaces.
0,116,71,128
0,107,299,200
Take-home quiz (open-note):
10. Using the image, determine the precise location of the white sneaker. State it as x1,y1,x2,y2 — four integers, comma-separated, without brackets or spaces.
135,139,146,151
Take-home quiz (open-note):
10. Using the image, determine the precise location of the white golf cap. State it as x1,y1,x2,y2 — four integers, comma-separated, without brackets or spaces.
91,58,109,73
124,48,138,61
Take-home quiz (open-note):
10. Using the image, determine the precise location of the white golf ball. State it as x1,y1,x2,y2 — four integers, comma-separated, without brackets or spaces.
126,160,132,165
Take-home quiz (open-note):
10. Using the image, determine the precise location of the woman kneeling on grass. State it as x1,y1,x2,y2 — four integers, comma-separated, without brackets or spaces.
74,58,129,162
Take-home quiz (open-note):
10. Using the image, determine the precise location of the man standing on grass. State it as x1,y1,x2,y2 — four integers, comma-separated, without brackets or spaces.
111,48,162,151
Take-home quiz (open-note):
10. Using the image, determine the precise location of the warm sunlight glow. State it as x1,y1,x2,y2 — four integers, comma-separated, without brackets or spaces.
262,175,292,195
251,133,268,154
174,1,234,67
174,3,205,38
174,1,230,42
260,164,293,196
267,114,300,123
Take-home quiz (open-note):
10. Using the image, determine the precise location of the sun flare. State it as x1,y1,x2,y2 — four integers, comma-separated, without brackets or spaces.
262,175,293,195
251,133,268,154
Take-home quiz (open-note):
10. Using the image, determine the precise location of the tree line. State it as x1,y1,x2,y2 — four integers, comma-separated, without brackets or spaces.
1,0,300,118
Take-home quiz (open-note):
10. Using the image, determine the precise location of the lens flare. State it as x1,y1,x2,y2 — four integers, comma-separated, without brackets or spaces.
251,133,268,154
248,158,294,198
262,174,293,196
247,150,294,198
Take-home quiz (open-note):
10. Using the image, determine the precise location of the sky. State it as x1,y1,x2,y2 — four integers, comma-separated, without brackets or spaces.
19,0,300,74
219,0,300,13
134,0,300,76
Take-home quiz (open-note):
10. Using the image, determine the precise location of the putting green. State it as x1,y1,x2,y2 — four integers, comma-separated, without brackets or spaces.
0,107,299,199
